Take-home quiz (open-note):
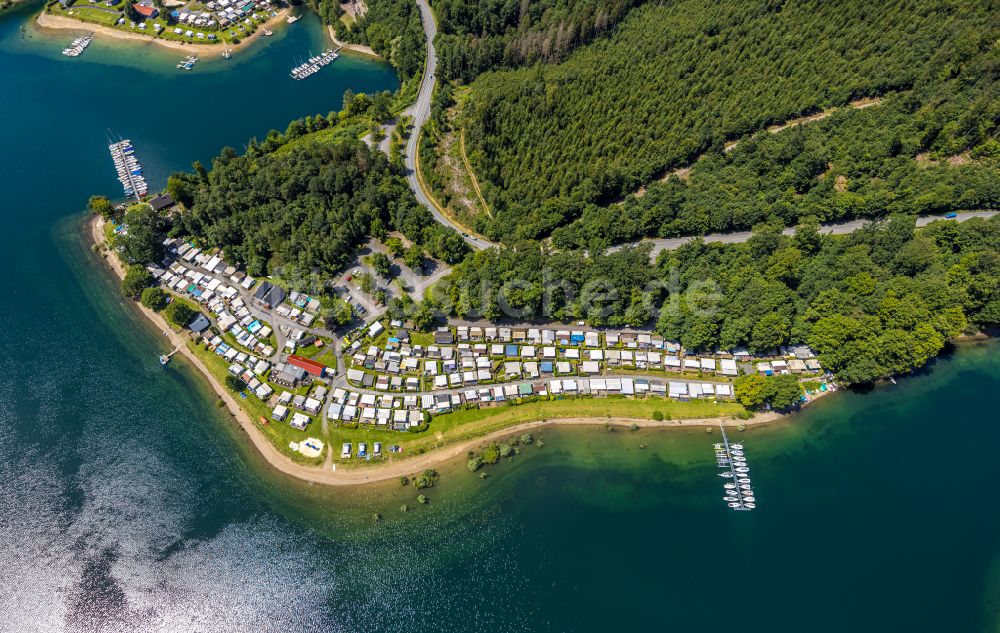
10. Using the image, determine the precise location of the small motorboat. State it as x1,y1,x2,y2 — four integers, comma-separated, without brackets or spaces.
158,355,170,365
719,472,733,478
730,443,744,450
727,502,742,509
743,496,756,503
744,502,756,509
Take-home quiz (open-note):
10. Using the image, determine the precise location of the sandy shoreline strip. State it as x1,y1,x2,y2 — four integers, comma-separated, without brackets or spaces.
37,8,290,55
90,215,791,486
327,25,380,58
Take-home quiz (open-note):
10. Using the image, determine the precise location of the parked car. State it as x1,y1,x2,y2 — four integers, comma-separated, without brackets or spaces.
945,212,958,219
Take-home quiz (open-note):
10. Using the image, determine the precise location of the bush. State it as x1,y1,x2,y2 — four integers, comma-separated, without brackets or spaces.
140,287,168,311
414,469,439,489
162,301,196,328
498,443,513,458
651,410,664,421
467,456,484,472
122,265,153,299
223,375,243,392
417,494,428,504
481,443,501,464
520,433,534,445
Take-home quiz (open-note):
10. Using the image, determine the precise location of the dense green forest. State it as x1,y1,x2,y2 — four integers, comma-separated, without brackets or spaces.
434,0,644,83
551,94,1000,251
326,0,425,80
458,0,999,241
167,109,468,278
429,215,1000,383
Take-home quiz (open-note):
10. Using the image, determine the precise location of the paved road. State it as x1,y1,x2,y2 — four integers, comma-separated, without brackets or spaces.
404,0,492,251
609,211,998,261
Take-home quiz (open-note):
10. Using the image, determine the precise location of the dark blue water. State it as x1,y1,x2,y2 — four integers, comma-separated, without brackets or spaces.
1,4,999,632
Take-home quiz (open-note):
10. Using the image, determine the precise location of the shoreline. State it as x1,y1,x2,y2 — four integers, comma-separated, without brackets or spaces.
36,8,291,55
89,214,796,486
327,25,380,58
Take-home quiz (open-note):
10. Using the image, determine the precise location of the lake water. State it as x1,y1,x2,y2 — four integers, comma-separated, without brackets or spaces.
1,4,999,632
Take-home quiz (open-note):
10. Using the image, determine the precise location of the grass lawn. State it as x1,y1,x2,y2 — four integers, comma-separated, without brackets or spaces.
276,121,370,154
185,339,326,466
313,347,338,370
63,5,122,27
329,396,747,470
408,330,434,347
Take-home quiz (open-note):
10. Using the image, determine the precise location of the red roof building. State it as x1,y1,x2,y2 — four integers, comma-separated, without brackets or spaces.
132,4,158,18
288,355,326,377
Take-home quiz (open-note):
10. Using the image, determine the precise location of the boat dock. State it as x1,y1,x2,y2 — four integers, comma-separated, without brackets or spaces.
714,425,756,511
177,55,199,70
108,138,148,200
289,48,339,80
62,33,94,57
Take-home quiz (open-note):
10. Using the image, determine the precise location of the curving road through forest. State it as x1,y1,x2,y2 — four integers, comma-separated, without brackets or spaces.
404,0,493,251
400,3,995,261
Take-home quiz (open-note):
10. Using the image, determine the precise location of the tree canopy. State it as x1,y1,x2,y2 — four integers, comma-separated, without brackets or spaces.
455,0,999,242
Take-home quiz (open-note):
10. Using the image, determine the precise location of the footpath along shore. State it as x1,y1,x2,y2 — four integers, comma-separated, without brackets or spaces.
90,214,801,486
37,8,291,55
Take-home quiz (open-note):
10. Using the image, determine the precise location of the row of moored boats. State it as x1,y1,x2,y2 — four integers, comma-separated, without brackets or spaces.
715,441,757,510
62,34,93,57
109,140,148,199
290,49,338,80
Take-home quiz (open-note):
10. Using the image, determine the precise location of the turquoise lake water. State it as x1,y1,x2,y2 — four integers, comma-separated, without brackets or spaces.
1,4,999,631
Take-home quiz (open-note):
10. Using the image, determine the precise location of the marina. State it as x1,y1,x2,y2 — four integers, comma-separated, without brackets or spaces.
61,33,93,57
107,138,148,200
715,426,756,511
290,48,339,80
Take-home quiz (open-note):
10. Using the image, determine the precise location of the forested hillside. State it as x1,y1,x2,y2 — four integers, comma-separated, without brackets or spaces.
326,0,425,80
432,215,1000,383
551,90,1000,250
459,0,999,241
170,114,467,278
434,0,645,83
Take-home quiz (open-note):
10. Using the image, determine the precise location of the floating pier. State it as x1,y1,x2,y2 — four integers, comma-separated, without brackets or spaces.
289,48,339,80
108,137,148,200
714,425,756,511
62,33,94,57
177,55,199,70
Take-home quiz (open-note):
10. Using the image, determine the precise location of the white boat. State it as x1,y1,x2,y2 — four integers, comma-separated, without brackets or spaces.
738,478,751,484
727,502,742,508
730,443,744,450
159,355,169,365
724,483,736,489
744,502,756,509
735,467,749,473
719,472,733,478
740,484,752,490
743,496,756,503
